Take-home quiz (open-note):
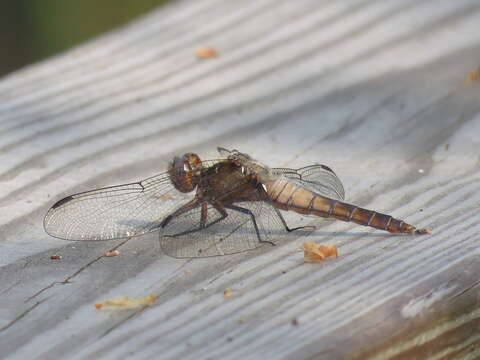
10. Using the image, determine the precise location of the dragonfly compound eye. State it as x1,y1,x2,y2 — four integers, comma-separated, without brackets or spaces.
168,153,202,193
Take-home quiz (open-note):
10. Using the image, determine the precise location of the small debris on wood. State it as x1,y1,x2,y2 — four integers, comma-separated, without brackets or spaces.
104,250,120,257
466,67,480,83
50,255,62,260
223,288,233,298
303,242,338,262
196,47,218,58
95,294,156,310
291,318,299,326
444,143,450,151
418,169,425,174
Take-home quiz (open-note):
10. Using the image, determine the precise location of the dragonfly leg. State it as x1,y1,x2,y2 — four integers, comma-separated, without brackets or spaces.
225,204,275,246
163,201,228,238
160,198,201,229
273,207,315,233
258,184,314,233
200,202,208,228
194,202,229,231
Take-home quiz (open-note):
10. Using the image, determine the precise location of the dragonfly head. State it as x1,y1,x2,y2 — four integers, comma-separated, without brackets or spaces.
168,153,202,193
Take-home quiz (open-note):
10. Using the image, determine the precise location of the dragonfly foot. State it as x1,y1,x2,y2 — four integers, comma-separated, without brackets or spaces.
160,216,172,228
286,225,315,232
260,240,276,246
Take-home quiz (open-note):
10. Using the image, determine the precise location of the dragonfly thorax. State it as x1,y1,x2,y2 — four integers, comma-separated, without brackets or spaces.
168,153,202,193
225,151,272,184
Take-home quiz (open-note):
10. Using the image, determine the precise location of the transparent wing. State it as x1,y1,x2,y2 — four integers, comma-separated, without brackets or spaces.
44,171,195,241
160,199,288,258
272,164,345,200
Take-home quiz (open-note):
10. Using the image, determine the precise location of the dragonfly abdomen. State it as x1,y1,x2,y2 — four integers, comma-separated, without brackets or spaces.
267,179,427,234
325,201,416,233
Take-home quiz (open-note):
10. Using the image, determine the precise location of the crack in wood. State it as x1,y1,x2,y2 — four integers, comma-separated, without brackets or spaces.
0,280,21,296
0,298,46,332
24,280,72,303
450,279,480,300
24,238,131,303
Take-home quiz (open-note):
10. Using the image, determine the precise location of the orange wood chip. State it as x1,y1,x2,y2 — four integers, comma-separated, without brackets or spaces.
104,250,120,257
50,255,62,260
95,294,156,310
223,288,233,298
196,47,218,58
303,242,338,262
466,67,480,83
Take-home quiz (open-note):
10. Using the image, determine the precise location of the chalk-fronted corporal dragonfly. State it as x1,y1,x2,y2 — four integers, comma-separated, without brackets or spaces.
44,148,430,258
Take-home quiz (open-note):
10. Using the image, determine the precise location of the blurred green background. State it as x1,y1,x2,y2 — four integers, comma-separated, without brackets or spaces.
0,0,171,78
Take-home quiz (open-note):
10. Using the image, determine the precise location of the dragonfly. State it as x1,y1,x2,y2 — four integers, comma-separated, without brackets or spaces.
44,147,431,258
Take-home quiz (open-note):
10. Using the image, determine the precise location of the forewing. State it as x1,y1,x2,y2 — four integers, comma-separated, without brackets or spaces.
160,200,287,258
272,164,345,200
44,172,192,241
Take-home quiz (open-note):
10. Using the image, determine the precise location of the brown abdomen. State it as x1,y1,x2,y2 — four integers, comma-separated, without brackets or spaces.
266,179,421,234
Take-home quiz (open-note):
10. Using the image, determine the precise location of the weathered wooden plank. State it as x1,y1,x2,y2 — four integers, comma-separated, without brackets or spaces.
1,0,480,359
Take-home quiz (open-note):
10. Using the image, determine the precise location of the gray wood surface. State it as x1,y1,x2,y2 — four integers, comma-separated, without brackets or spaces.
1,0,480,359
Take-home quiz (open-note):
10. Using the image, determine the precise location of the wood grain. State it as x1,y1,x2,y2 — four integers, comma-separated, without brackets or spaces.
1,0,480,359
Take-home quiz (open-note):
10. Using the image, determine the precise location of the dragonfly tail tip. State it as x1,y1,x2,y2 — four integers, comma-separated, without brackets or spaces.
415,228,432,235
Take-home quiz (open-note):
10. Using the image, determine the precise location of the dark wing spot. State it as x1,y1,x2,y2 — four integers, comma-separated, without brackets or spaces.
319,164,335,174
51,195,74,209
